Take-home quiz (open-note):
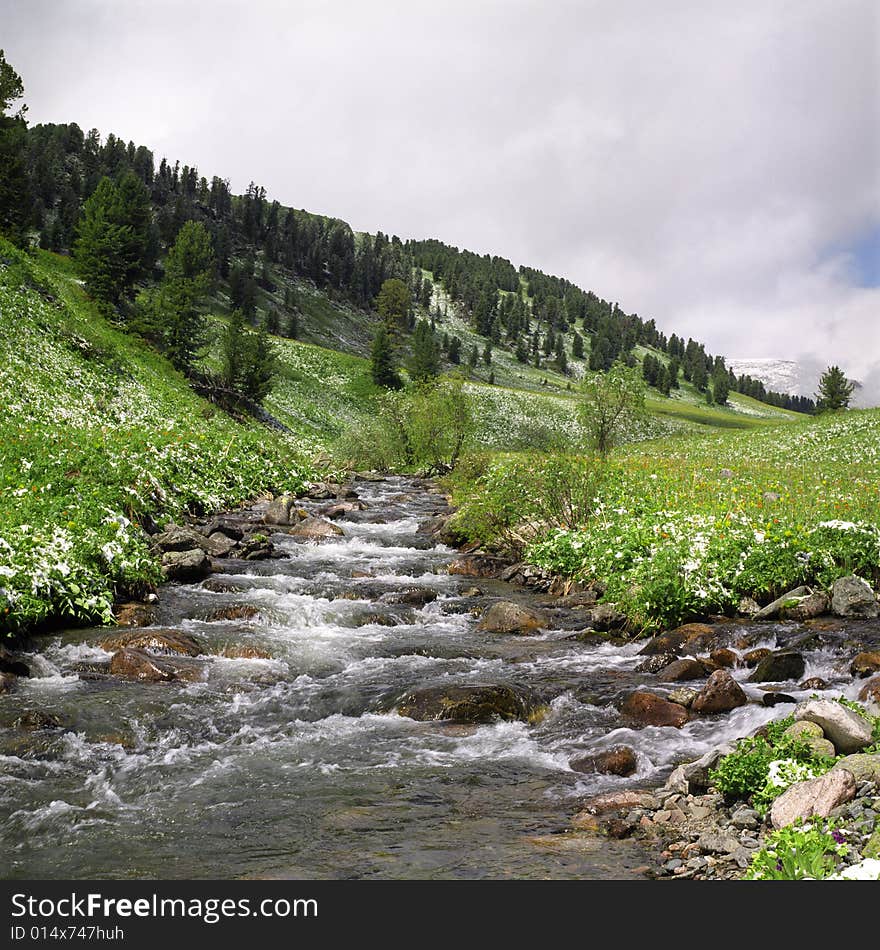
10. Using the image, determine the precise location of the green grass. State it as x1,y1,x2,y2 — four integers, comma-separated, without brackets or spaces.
451,407,880,633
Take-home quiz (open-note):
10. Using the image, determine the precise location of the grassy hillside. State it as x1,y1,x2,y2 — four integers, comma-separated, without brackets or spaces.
0,241,319,635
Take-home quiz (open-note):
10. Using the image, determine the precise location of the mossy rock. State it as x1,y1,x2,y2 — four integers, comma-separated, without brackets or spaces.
393,683,545,724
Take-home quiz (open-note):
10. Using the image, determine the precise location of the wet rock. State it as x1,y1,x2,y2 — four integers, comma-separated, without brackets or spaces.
0,672,17,693
152,525,207,553
635,653,679,674
691,669,747,715
794,699,873,753
753,586,812,621
770,769,857,829
710,648,738,669
307,483,336,500
0,645,31,678
570,745,638,777
13,710,68,731
162,548,211,582
263,494,299,526
659,658,706,682
218,644,273,660
394,683,544,724
380,588,438,607
850,652,880,678
289,517,345,541
589,604,627,632
619,691,689,728
203,519,244,541
113,601,158,627
748,650,806,683
741,648,772,668
100,629,204,656
782,591,830,621
205,532,238,557
800,677,830,691
638,623,716,657
831,754,880,785
762,692,797,707
737,596,760,618
239,536,279,560
109,648,206,683
322,502,366,519
573,790,658,820
831,575,879,619
858,676,880,706
447,555,509,578
201,604,262,623
667,687,699,708
477,601,547,635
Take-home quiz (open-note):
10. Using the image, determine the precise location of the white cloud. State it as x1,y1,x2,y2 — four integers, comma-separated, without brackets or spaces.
5,0,879,390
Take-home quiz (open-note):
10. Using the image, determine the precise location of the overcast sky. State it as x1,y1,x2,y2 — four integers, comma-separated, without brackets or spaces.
5,0,879,390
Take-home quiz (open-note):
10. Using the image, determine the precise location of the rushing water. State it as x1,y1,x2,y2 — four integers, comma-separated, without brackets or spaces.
0,478,874,879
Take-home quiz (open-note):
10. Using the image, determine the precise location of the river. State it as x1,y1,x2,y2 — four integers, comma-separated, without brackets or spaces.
0,477,871,879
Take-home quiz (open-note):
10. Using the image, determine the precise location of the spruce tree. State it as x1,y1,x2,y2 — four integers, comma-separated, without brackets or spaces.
370,324,401,389
816,365,854,410
447,335,462,364
515,336,528,363
409,319,440,381
161,220,215,370
572,331,584,359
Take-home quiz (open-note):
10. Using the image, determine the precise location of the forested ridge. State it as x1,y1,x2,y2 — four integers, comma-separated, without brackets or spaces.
21,120,813,413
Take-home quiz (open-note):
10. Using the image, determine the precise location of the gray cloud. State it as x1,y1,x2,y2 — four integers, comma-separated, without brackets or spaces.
5,0,879,388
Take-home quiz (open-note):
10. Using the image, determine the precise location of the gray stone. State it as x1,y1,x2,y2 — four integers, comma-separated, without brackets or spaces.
794,698,873,753
749,650,806,683
161,548,211,582
832,754,880,785
205,531,238,557
697,831,741,854
665,742,735,794
730,808,759,829
263,494,299,526
753,586,812,621
152,525,207,554
288,516,345,541
770,769,857,829
781,592,829,621
831,574,879,619
667,687,699,708
589,603,627,631
784,720,825,741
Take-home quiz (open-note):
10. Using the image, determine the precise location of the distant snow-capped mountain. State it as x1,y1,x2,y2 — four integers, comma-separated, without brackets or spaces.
727,358,866,407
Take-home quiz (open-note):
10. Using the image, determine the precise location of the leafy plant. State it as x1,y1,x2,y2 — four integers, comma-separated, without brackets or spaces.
744,820,850,880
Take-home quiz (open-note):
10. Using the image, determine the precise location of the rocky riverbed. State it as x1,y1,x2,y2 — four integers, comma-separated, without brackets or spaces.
1,476,878,880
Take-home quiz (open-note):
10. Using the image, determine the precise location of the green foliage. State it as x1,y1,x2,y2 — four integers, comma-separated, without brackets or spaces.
447,452,606,558
816,365,854,411
744,821,850,880
370,323,401,389
578,362,647,456
0,49,28,244
74,173,151,310
338,377,473,475
375,277,410,330
709,720,833,812
408,318,440,381
219,309,278,403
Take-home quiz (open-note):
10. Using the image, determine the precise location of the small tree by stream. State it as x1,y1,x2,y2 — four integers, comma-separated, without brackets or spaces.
578,362,647,456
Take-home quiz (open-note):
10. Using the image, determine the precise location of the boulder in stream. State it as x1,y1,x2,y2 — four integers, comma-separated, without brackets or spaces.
658,658,706,682
162,548,211,582
109,648,205,683
113,602,158,627
100,629,205,656
288,516,345,541
570,745,638,777
690,669,747,715
394,683,544,724
638,623,717,657
850,651,880,678
263,494,300,526
748,650,806,683
619,691,689,728
477,601,547,635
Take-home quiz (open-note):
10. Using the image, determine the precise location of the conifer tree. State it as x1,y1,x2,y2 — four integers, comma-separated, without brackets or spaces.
370,324,401,389
409,319,440,381
816,365,854,410
0,50,29,244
